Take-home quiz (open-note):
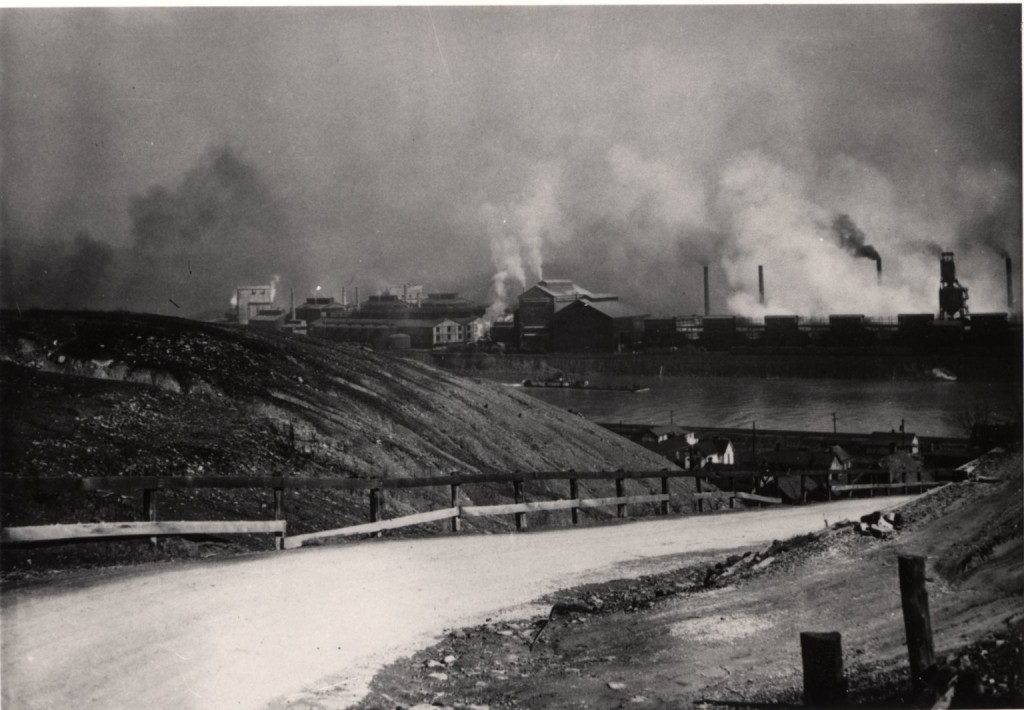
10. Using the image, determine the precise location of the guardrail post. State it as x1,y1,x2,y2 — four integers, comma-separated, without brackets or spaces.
370,488,383,538
660,476,670,515
695,476,703,513
513,480,526,531
569,478,580,524
273,487,285,550
450,483,461,532
143,488,158,547
800,631,846,706
615,478,626,518
898,554,935,692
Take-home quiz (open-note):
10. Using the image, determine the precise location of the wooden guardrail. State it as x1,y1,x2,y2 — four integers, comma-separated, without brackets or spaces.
0,466,949,550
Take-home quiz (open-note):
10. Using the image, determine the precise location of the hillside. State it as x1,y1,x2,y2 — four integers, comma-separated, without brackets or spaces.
0,310,680,571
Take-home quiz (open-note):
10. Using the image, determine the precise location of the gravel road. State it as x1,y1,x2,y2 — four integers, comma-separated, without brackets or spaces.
1,498,913,710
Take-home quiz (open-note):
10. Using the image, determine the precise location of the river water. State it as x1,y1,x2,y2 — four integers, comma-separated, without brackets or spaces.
498,374,1019,437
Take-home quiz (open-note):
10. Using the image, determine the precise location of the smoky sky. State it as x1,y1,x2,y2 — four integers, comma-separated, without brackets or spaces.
1,6,1020,318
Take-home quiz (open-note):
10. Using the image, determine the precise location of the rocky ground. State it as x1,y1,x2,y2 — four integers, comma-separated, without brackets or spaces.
353,449,1023,710
0,310,681,578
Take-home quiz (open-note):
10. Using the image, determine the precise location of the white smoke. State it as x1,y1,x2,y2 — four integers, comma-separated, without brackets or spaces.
481,165,564,322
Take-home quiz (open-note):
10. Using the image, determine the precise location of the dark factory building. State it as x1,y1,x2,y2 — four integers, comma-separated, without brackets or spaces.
763,315,802,346
518,280,598,351
552,299,647,352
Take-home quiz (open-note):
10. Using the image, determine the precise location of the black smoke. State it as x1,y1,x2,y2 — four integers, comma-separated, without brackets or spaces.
119,145,308,317
1,229,115,310
832,214,881,265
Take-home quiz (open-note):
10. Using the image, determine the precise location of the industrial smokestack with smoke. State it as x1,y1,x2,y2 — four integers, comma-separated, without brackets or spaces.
832,214,882,283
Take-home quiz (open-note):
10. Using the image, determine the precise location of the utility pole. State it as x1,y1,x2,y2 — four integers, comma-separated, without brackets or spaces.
832,412,837,435
900,419,905,449
669,409,674,425
752,420,757,467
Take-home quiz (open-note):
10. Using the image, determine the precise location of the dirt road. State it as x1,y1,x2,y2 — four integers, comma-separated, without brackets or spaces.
2,498,913,710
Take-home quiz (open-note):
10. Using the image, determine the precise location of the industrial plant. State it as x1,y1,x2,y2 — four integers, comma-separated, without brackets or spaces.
229,252,1019,354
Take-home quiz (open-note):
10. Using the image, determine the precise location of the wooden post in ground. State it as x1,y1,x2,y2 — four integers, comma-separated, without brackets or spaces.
569,478,580,524
898,554,935,691
615,478,626,518
273,487,285,550
450,483,461,532
513,480,526,531
143,488,158,547
660,476,670,515
695,476,703,513
800,474,807,504
800,631,847,706
369,488,382,538
827,473,833,501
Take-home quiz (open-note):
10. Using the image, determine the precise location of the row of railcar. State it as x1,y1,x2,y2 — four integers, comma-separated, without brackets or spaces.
642,312,1019,351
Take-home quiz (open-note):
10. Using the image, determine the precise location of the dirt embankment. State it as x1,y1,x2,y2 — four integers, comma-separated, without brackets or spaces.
356,449,1023,710
0,310,681,576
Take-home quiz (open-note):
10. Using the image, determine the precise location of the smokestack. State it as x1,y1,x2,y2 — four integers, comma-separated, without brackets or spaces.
1007,256,1014,310
342,286,347,306
355,286,360,310
290,288,295,320
703,265,710,316
876,259,882,285
758,265,765,306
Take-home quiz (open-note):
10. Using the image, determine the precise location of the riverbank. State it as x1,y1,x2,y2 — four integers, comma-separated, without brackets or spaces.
408,347,1022,382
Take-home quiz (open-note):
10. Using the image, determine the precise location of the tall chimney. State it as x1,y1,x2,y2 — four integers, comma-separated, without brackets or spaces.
703,265,710,316
1007,256,1014,309
290,288,295,320
342,286,347,306
758,265,765,306
355,286,360,310
876,259,882,285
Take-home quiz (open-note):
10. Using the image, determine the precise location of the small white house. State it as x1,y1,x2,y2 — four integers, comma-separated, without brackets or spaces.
692,437,735,467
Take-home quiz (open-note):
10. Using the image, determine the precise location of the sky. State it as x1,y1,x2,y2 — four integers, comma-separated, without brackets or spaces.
1,5,1021,319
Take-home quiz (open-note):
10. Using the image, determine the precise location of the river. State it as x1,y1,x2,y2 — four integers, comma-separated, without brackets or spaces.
498,374,1019,437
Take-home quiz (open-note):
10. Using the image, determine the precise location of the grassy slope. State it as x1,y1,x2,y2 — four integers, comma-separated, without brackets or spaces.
0,311,684,571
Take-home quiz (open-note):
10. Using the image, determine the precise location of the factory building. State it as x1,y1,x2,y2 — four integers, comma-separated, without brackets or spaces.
518,280,624,351
235,285,276,325
551,299,647,352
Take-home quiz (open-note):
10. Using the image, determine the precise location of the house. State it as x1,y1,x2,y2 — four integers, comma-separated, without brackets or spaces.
459,316,487,343
552,299,647,352
691,437,735,467
432,319,463,346
867,431,920,456
831,445,854,470
248,309,287,330
760,449,842,473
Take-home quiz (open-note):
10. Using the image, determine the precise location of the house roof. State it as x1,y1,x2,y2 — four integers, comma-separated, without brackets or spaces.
831,445,853,464
694,437,732,457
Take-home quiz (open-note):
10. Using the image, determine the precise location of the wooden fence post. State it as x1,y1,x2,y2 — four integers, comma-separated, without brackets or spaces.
695,476,703,513
370,488,383,538
450,483,461,532
898,554,935,690
800,631,846,706
661,476,670,515
273,487,285,550
513,480,526,531
827,473,833,501
143,488,158,547
615,478,626,518
569,478,580,525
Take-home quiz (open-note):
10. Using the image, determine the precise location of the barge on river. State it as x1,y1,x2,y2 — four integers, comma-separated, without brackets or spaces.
521,378,650,393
